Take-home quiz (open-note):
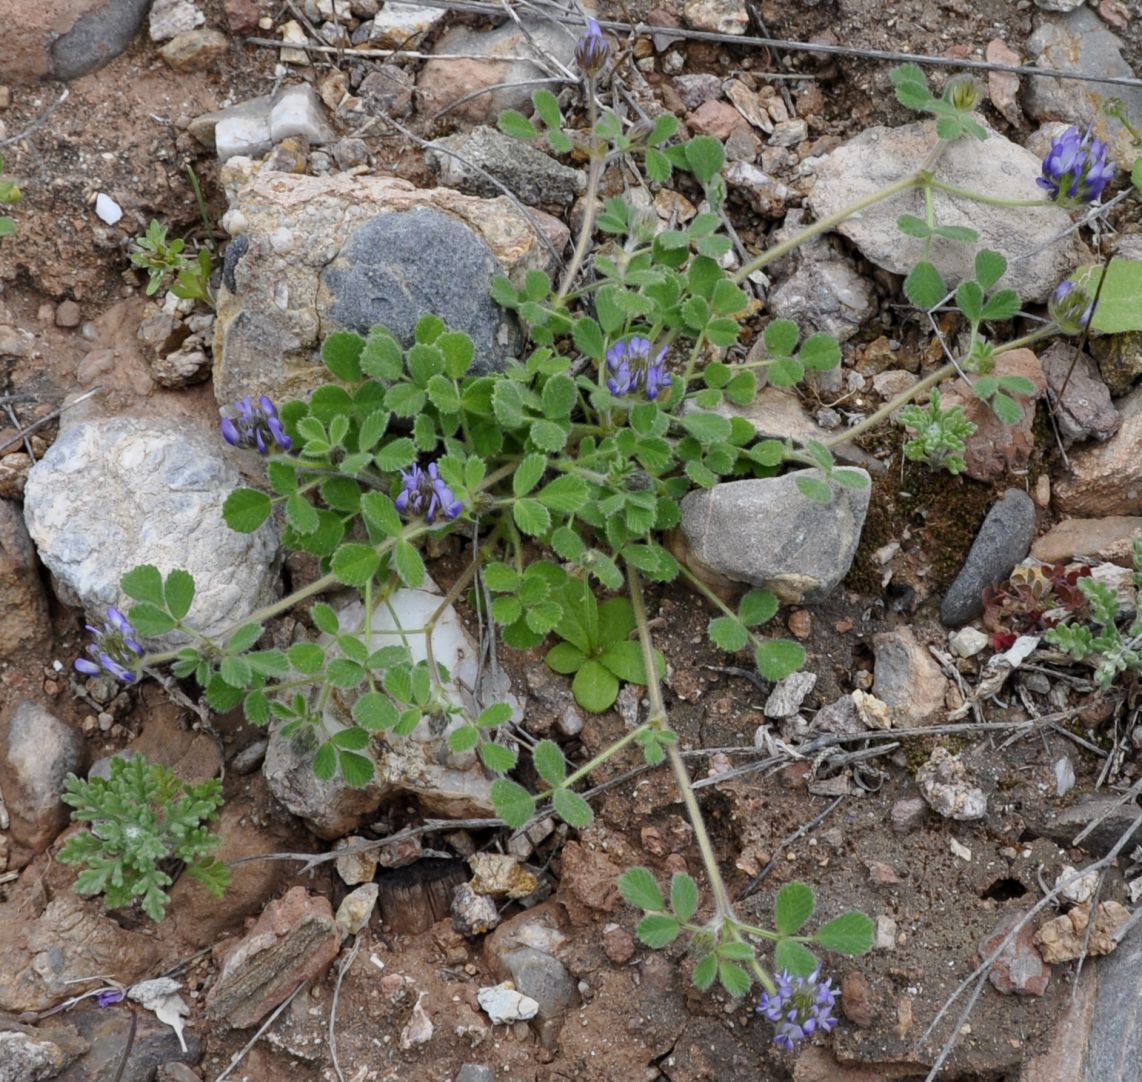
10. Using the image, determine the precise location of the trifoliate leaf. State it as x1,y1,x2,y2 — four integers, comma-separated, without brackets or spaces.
670,873,699,922
331,543,381,587
121,564,164,606
775,881,815,936
223,488,272,533
718,960,752,997
637,913,682,948
755,639,806,681
708,616,749,652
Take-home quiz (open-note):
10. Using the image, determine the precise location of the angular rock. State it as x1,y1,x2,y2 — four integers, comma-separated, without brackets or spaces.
683,0,747,34
149,0,204,42
0,499,51,661
1025,7,1142,170
1085,909,1142,1079
840,970,878,1026
214,168,567,405
940,489,1036,625
476,982,538,1024
937,349,1046,482
370,1,445,48
1056,386,1142,515
0,893,162,1013
808,121,1076,302
986,38,1023,127
263,591,494,839
358,65,414,119
427,126,584,206
269,83,335,145
205,887,341,1028
1032,516,1142,566
417,19,577,124
0,701,86,855
451,882,500,937
1034,900,1130,963
980,911,1050,996
1040,341,1120,446
59,1001,203,1082
872,628,946,728
764,671,817,719
336,882,378,936
23,415,280,640
455,1067,495,1082
0,1029,73,1080
672,73,723,110
890,797,928,834
916,747,987,820
1029,795,1142,857
948,626,989,658
725,161,791,219
678,469,871,604
159,28,228,72
767,256,876,343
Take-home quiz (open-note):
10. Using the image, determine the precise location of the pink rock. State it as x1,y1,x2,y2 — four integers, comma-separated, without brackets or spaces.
985,39,1022,127
1055,385,1142,516
688,100,747,140
979,910,1049,996
205,887,341,1028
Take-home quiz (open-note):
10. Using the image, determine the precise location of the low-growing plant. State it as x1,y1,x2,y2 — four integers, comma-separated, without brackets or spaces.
0,154,20,239
59,753,229,921
129,218,214,307
68,26,1142,1049
1045,539,1142,689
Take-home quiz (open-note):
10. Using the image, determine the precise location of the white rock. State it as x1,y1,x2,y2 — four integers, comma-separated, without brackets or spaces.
370,1,446,47
269,84,336,145
216,112,273,163
1055,864,1099,905
683,0,747,35
764,671,817,719
399,992,434,1049
23,416,279,641
149,0,204,42
875,914,897,950
477,982,539,1023
948,626,989,658
93,193,123,225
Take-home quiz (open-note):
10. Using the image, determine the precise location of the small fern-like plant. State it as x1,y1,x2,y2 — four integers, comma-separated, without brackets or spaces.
59,753,229,921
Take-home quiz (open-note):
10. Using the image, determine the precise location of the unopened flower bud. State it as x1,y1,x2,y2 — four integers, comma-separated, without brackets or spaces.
575,18,610,78
946,76,980,112
1049,279,1096,334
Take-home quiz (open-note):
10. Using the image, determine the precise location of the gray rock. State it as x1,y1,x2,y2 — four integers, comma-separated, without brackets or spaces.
23,416,280,641
263,592,494,839
764,671,817,719
452,882,501,937
1031,796,1142,857
0,1030,70,1081
1086,924,1142,1080
940,489,1036,625
499,946,577,1036
358,65,414,119
872,628,947,728
916,747,987,820
1026,7,1142,171
269,84,336,146
673,73,724,110
427,126,584,207
725,162,791,219
456,1067,495,1082
684,0,747,34
1040,341,1120,446
418,19,577,123
807,121,1077,302
890,797,929,834
767,256,876,343
213,166,567,406
48,0,152,81
0,701,87,854
0,499,51,662
149,0,204,42
679,469,871,604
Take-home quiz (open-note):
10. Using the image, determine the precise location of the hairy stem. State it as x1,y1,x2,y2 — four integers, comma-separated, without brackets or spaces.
555,77,601,306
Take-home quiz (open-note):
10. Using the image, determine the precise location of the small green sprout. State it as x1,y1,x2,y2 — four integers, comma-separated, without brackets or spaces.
129,219,214,307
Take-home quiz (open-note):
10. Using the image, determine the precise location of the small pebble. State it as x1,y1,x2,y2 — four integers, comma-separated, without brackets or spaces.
55,300,82,328
94,193,123,225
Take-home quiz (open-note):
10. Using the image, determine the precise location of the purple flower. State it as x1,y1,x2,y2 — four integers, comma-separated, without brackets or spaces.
1049,279,1097,334
575,18,610,78
1037,125,1116,205
96,988,125,1008
395,461,463,524
75,607,145,684
757,969,838,1051
606,337,671,401
220,396,293,455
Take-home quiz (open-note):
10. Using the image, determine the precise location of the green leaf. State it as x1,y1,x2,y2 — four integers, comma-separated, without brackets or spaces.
513,498,551,537
546,641,586,674
426,374,461,414
637,913,682,948
360,329,404,381
537,474,588,513
955,280,984,323
896,214,931,238
708,616,749,652
930,223,979,243
755,639,806,681
795,475,833,503
718,961,752,998
394,539,426,588
128,602,176,637
227,622,263,653
312,602,340,634
542,373,577,418
763,318,799,357
491,779,535,828
774,938,819,978
223,488,272,533
532,739,567,787
991,393,1023,425
374,437,417,473
220,655,252,688
532,88,563,131
206,674,243,712
513,453,548,497
322,331,364,382
814,911,874,955
331,543,381,587
553,787,594,828
620,866,665,912
121,564,164,606
800,333,841,371
480,742,518,773
415,314,445,344
600,640,661,684
313,741,337,780
448,724,479,753
670,873,699,922
477,702,514,728
326,658,365,687
353,692,398,731
288,642,326,674
974,248,1007,291
680,412,732,445
360,491,403,538
997,374,1037,397
493,380,525,429
981,288,1021,322
692,952,718,989
775,881,815,936
499,109,537,139
904,260,946,310
339,750,375,787
385,382,426,417
768,355,805,388
739,589,778,627
407,343,445,385
684,135,725,186
572,659,620,713
529,419,568,452
286,493,320,534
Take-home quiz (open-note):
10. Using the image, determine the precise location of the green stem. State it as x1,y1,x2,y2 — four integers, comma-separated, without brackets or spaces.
733,172,925,284
555,77,601,306
928,179,1054,208
626,560,738,923
561,722,651,789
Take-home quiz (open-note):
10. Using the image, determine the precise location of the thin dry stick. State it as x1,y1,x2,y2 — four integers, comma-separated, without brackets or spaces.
213,980,307,1082
243,36,564,62
0,385,103,455
430,76,569,120
0,86,70,147
329,934,363,1082
736,794,846,901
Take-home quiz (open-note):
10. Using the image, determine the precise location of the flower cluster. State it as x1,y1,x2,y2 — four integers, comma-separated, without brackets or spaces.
1049,279,1097,334
395,461,463,523
220,396,293,455
75,608,145,684
1037,125,1116,205
575,18,610,78
606,337,671,401
757,969,839,1051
